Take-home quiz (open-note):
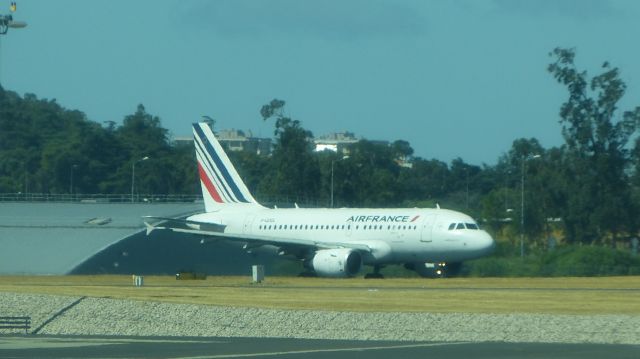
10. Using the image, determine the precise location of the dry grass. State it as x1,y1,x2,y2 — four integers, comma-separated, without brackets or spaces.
1,275,639,315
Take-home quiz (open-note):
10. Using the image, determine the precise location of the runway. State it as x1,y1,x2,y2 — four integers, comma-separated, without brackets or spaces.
1,336,638,359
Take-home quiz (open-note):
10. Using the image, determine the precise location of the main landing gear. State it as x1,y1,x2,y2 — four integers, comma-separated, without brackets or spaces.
364,265,384,279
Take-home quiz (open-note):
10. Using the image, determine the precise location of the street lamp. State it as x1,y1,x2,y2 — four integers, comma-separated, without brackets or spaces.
69,164,77,196
131,156,149,203
465,167,469,209
520,154,541,258
1,6,27,86
330,155,349,208
0,14,26,35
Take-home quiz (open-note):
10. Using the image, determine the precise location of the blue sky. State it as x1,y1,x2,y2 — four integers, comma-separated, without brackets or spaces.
1,0,639,165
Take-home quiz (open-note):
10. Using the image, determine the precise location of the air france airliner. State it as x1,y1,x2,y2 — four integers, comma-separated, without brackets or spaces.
144,123,495,278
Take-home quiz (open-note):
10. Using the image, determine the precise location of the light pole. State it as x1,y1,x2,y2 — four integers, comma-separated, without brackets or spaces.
131,156,149,203
520,154,541,258
330,155,349,208
0,15,25,35
69,164,77,196
465,167,469,209
22,160,27,195
1,5,27,85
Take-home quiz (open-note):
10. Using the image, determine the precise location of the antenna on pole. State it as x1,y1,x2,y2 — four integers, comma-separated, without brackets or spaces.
1,2,27,35
1,1,27,86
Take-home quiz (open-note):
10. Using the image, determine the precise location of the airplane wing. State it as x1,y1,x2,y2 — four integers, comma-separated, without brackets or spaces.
143,216,372,252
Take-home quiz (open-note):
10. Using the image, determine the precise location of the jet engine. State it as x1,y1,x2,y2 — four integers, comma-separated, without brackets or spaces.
311,248,362,277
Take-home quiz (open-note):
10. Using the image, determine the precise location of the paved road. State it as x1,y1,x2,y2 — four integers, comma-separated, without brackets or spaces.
1,336,639,359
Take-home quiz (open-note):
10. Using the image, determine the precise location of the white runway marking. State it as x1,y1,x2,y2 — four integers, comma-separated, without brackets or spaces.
176,341,472,359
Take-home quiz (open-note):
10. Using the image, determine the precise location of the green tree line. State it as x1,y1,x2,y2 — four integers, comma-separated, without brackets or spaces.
2,48,640,251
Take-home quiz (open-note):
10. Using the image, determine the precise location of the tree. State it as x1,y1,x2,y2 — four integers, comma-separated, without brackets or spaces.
399,157,449,205
259,99,320,203
548,48,640,244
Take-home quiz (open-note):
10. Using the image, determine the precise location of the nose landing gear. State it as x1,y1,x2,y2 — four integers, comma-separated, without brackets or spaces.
406,262,462,278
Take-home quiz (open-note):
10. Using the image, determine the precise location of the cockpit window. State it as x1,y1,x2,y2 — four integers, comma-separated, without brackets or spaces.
456,223,466,230
448,223,456,230
466,223,479,230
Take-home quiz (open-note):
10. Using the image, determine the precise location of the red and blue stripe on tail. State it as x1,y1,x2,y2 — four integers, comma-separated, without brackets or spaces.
193,123,261,211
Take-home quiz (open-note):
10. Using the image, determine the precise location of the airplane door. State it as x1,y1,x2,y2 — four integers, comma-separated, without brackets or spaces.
243,215,255,234
420,214,437,243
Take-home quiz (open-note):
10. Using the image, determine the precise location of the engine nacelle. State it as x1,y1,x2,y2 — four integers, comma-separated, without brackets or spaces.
311,248,362,277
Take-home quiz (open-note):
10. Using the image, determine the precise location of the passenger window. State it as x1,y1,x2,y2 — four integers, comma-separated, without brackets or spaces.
448,223,456,230
456,223,465,230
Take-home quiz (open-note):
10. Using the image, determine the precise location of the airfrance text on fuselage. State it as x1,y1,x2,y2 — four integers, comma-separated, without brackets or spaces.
346,215,420,223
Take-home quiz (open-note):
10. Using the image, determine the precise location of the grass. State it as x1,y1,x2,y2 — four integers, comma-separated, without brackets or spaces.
1,275,639,315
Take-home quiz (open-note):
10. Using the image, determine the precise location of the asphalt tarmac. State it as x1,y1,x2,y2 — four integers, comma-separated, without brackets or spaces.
1,335,639,359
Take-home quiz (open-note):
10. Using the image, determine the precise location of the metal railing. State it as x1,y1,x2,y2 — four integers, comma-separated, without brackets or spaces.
0,193,328,207
0,193,202,203
0,316,31,334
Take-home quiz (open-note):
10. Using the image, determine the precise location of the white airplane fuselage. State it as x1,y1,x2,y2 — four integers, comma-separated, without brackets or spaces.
188,206,495,265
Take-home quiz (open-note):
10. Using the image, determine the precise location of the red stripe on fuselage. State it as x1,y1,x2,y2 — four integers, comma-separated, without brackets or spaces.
198,162,223,203
410,215,420,222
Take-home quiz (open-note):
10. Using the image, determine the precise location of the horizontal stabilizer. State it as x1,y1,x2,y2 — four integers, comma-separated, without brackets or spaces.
144,221,157,236
142,216,226,235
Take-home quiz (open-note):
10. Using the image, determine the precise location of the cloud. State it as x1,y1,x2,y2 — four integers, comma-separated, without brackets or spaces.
180,0,427,40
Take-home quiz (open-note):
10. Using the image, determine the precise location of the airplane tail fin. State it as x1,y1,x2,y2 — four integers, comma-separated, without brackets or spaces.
192,122,262,212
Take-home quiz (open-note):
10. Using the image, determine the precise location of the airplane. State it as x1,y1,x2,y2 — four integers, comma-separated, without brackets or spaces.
144,122,495,278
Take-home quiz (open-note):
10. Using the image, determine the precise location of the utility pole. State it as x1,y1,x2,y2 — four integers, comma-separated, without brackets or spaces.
131,156,149,203
69,164,78,196
520,154,541,258
330,155,349,208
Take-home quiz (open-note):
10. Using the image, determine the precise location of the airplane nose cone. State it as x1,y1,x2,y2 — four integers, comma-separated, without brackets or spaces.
472,231,495,256
481,231,496,254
